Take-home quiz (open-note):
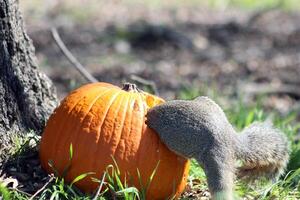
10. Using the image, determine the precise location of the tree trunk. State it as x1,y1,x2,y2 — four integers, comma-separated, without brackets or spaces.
0,0,58,158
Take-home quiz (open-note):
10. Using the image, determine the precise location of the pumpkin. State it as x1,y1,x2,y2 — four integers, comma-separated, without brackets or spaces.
39,82,190,200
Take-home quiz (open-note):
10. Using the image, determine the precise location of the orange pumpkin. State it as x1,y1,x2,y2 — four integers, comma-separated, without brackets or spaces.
39,82,189,199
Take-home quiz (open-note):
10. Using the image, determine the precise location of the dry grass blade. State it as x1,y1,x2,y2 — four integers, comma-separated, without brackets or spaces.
28,175,54,200
92,172,107,200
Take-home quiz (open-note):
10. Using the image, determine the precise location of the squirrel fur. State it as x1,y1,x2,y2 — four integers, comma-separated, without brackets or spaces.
146,96,289,200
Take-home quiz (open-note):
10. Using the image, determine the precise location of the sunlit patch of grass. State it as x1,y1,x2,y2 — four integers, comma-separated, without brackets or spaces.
0,183,11,200
236,168,300,199
225,102,300,199
94,157,140,200
37,177,88,200
225,100,265,130
8,131,40,157
189,159,206,180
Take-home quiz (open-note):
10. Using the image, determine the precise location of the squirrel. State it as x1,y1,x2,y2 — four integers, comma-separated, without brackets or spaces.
146,96,289,200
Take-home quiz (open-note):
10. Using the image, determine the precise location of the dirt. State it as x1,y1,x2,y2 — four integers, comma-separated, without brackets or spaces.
22,6,300,118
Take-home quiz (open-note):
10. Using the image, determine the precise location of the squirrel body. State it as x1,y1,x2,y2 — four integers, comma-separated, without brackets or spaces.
146,96,289,200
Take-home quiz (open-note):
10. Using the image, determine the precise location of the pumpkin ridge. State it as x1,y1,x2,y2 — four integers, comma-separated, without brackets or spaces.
40,83,103,172
133,93,146,179
90,92,126,177
86,90,122,176
44,93,92,168
121,94,136,163
126,95,140,164
95,91,122,144
110,94,131,159
126,98,137,162
53,87,112,159
106,93,126,149
113,92,134,162
65,88,115,180
105,93,129,158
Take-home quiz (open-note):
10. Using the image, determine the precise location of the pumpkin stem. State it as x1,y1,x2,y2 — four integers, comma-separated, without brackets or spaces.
122,83,141,92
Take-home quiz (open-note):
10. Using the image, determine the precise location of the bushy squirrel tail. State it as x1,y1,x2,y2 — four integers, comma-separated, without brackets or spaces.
235,122,289,180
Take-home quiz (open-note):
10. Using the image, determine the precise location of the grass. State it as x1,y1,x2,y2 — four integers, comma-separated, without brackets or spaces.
179,87,300,199
0,184,11,200
1,87,300,199
229,106,300,199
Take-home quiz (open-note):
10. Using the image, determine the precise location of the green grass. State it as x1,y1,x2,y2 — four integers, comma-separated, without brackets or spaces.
1,88,300,200
179,87,300,199
8,131,40,156
0,183,11,200
228,105,300,199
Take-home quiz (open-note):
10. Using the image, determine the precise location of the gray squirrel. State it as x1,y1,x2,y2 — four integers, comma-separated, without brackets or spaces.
146,96,289,200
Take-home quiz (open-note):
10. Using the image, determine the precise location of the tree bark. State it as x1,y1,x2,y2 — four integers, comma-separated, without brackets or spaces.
0,0,58,156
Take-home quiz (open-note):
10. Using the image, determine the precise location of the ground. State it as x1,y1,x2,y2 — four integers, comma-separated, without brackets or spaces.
21,1,300,116
1,1,300,199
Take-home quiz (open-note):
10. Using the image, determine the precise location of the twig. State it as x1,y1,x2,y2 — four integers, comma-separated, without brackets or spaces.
51,27,98,83
92,172,107,200
28,175,54,200
129,75,159,96
14,188,32,197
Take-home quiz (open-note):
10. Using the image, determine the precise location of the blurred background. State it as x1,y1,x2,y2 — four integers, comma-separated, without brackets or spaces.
20,0,300,116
